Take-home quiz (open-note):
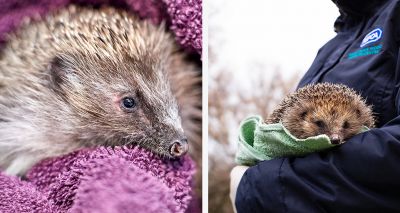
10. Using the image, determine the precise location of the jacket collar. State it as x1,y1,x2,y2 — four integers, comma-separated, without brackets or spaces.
332,0,387,17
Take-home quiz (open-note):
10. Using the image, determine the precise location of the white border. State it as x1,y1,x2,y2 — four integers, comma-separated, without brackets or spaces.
202,0,209,211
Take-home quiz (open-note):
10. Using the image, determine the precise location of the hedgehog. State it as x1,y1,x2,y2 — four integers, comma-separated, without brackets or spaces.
0,6,201,175
265,83,375,144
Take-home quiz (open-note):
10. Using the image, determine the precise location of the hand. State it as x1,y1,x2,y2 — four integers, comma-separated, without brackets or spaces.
230,165,249,213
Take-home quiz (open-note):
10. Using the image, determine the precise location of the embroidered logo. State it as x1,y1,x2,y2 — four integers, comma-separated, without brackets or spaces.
360,28,382,47
348,44,382,59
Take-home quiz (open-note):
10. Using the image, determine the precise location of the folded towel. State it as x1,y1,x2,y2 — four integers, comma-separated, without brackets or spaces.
235,115,368,166
0,0,202,55
0,146,196,213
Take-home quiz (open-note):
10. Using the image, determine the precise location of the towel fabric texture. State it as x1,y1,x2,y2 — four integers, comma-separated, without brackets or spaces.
0,146,196,213
236,115,368,166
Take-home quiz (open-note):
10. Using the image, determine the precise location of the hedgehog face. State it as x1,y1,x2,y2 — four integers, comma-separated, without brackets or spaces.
47,53,188,158
292,107,363,144
282,100,373,144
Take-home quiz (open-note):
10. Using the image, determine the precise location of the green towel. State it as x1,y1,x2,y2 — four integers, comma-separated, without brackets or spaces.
235,115,369,166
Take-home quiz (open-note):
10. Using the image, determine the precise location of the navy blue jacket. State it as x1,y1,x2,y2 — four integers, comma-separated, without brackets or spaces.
236,0,400,212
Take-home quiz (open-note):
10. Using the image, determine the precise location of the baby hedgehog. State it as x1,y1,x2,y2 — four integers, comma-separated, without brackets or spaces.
0,6,201,175
266,83,374,144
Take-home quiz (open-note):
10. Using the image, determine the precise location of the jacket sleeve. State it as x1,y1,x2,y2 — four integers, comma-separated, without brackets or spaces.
235,90,400,212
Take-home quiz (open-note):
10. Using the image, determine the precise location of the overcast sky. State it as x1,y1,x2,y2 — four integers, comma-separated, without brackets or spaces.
209,0,340,81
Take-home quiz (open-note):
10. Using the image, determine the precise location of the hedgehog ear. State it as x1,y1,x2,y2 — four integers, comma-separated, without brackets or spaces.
48,56,73,93
355,109,361,117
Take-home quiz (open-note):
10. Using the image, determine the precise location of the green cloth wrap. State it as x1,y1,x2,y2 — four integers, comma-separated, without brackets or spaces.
235,115,369,166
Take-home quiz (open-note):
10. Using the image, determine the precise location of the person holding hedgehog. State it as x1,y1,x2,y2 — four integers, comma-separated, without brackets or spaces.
231,0,400,212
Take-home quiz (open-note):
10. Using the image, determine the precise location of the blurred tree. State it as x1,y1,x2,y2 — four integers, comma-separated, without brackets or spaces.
208,69,298,213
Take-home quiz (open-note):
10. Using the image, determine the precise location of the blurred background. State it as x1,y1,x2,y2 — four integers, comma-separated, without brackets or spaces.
208,0,339,212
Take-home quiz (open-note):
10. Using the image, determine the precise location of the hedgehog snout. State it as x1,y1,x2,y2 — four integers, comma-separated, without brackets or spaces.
330,133,342,144
169,138,189,157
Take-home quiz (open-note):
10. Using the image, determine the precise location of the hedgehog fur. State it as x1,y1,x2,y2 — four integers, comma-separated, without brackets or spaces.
266,83,374,143
0,5,201,175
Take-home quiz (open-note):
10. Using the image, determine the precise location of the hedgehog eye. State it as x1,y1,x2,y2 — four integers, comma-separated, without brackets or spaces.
315,120,325,128
343,121,350,129
300,111,308,119
120,97,137,112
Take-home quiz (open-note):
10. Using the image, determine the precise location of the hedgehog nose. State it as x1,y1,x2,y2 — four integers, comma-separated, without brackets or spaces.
170,138,188,157
330,134,341,145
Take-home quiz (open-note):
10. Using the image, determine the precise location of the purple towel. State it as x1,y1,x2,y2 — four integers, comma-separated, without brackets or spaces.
0,146,196,213
0,0,202,54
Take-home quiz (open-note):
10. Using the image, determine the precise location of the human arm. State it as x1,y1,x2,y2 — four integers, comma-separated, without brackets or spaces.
230,165,249,213
234,104,400,212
